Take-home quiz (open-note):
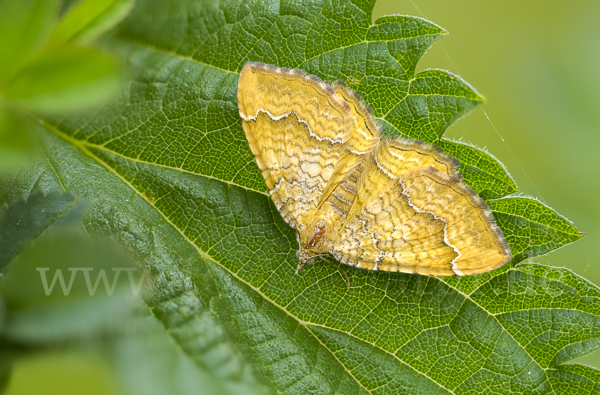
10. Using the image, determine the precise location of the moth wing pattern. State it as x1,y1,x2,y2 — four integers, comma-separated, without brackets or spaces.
238,62,512,276
237,63,376,233
329,141,510,275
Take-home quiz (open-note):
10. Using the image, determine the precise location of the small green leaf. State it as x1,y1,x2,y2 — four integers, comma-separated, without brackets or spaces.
0,190,81,270
388,68,483,142
547,364,600,395
471,264,600,365
2,46,120,113
0,0,60,83
110,304,275,395
435,139,518,199
0,109,37,172
0,358,11,394
488,197,584,264
50,0,136,45
0,230,139,343
0,191,139,344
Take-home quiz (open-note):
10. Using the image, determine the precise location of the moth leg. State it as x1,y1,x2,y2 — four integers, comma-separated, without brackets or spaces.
321,257,350,292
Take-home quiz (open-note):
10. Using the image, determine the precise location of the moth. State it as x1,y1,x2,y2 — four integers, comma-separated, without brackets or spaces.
237,62,511,276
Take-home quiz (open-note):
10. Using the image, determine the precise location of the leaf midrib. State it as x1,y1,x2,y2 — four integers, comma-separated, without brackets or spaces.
37,123,270,197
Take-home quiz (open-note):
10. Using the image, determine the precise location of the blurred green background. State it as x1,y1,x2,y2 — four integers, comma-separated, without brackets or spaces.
373,0,600,366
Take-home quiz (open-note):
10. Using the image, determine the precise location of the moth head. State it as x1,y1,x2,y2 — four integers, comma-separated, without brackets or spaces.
296,245,320,273
296,249,311,272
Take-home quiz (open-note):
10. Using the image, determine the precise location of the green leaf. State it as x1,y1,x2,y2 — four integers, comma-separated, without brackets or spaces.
109,306,275,395
50,0,136,45
0,356,11,393
2,0,592,393
0,231,138,343
0,191,139,343
0,190,81,270
547,364,600,395
0,109,37,172
2,46,121,113
435,139,518,200
0,0,60,83
488,197,584,264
